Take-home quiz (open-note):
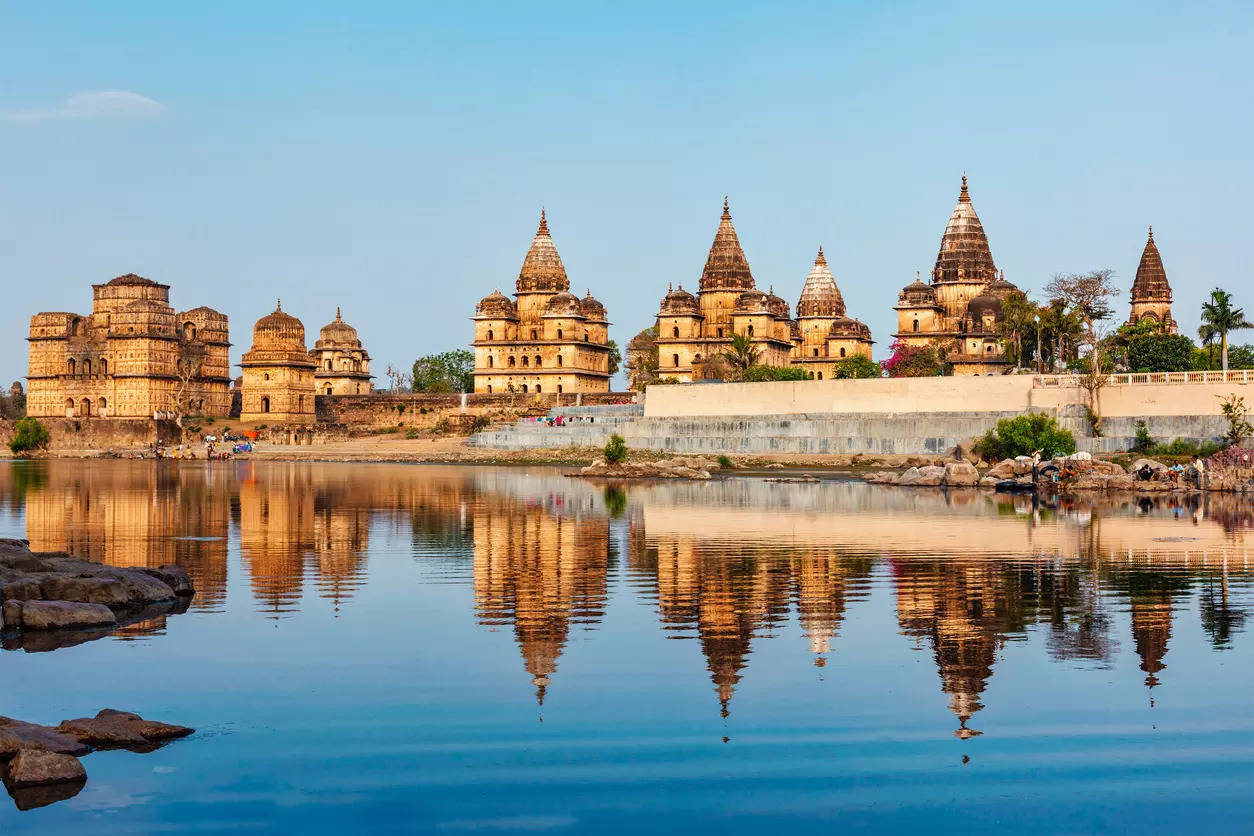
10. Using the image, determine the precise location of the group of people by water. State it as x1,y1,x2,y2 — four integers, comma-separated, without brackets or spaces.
532,414,596,428
124,432,255,460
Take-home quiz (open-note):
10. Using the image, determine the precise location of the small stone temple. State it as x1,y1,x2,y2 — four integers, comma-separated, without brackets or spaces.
311,308,373,395
892,176,1021,375
26,273,231,418
653,199,873,383
239,302,317,422
471,210,613,394
1126,227,1177,333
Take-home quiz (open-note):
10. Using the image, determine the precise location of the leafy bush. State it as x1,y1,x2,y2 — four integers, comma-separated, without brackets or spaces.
405,428,419,439
470,415,490,433
431,418,451,434
717,455,734,469
1132,419,1153,452
831,356,880,379
740,365,812,382
655,377,681,385
882,340,945,377
1143,438,1225,458
1219,394,1253,445
1128,334,1195,372
974,413,1076,462
603,433,628,464
8,417,50,454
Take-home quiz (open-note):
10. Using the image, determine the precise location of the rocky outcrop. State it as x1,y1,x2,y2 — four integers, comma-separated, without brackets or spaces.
0,538,194,650
943,462,980,486
0,718,92,759
4,749,85,789
58,710,193,749
578,457,716,480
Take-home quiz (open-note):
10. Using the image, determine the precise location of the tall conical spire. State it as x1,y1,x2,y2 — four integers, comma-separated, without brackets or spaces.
932,175,996,284
516,208,569,294
699,197,755,291
1132,225,1171,302
796,245,846,318
335,306,341,320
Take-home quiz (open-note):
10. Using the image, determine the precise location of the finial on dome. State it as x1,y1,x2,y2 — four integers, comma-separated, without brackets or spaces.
1148,224,1154,240
959,174,970,203
722,196,730,219
335,306,341,320
538,208,548,235
276,299,282,312
815,245,827,266
668,281,673,291
916,270,921,282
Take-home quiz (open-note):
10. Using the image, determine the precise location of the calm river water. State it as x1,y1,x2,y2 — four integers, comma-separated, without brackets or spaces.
1,460,1252,833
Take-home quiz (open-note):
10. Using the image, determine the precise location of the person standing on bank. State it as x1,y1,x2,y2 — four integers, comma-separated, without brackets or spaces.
1031,449,1043,484
1190,455,1206,490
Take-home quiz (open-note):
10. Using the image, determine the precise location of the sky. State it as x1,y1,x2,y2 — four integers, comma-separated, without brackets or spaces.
1,1,1252,386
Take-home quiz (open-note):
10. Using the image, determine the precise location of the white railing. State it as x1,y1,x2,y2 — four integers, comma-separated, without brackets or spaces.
1034,370,1253,387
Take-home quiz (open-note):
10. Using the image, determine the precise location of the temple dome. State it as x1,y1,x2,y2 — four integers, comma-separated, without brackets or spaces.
579,290,607,321
965,292,1004,327
659,284,700,315
984,272,1019,298
475,289,518,320
898,273,936,305
252,301,307,351
543,290,584,317
828,316,871,339
699,198,756,292
733,288,769,313
796,247,846,318
1131,226,1172,303
516,210,570,294
107,273,159,287
933,176,998,285
317,308,362,348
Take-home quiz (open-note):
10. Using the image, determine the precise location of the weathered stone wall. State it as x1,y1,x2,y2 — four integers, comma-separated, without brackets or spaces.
316,391,636,429
0,418,181,452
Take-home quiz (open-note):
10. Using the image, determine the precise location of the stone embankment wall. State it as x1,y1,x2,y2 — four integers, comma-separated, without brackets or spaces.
0,418,181,452
316,391,635,429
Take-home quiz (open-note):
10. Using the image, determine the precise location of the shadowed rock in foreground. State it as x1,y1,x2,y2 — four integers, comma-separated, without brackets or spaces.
0,538,194,651
1,710,194,810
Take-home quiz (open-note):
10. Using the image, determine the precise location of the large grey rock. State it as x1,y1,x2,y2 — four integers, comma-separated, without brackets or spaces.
4,749,86,788
39,575,129,607
1012,456,1034,476
1131,458,1168,474
139,566,194,597
943,462,980,486
986,459,1016,479
895,467,922,486
0,578,41,602
978,476,1000,488
4,601,116,631
91,568,177,605
0,718,92,758
58,709,194,748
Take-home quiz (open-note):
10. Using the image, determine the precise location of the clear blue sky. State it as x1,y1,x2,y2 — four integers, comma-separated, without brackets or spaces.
2,1,1251,386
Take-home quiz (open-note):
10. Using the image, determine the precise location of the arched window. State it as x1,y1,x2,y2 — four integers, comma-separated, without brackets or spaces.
813,348,819,357
298,395,305,410
325,359,332,370
263,372,270,381
67,358,76,376
65,397,74,415
487,385,493,393
84,359,91,376
488,356,494,368
98,398,107,414
557,329,563,340
556,355,563,367
535,355,542,367
522,384,528,393
99,358,107,375
183,322,196,340
508,356,516,367
80,399,91,417
325,385,332,395
261,396,271,413
694,353,702,362
488,329,494,341
531,329,538,340
672,326,680,338
912,319,920,333
536,384,542,393
747,325,754,337
673,353,679,367
522,356,529,367
840,347,846,358
583,333,589,342
557,384,563,393
717,328,724,338
817,372,823,380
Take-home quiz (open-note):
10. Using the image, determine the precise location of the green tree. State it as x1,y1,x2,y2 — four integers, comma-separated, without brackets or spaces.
1127,334,1196,372
831,355,880,379
606,340,622,377
625,326,659,390
719,333,761,377
1198,322,1219,370
603,433,628,464
1200,288,1253,373
975,413,1076,462
412,350,475,393
9,417,50,454
998,290,1037,369
741,365,811,382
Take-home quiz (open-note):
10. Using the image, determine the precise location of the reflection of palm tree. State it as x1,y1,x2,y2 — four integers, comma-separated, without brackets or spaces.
1200,572,1247,649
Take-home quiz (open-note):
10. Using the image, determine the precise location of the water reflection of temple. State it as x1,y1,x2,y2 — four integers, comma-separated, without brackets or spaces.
471,490,611,706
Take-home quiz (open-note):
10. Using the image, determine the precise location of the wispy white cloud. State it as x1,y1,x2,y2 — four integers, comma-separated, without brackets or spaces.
0,90,165,123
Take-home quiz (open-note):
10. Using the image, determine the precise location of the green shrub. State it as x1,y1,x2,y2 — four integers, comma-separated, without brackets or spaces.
432,418,451,434
1128,334,1196,373
1144,438,1225,458
405,428,419,439
1132,419,1153,452
974,413,1076,462
470,415,490,433
831,356,880,379
1219,394,1253,445
656,377,681,385
740,365,811,382
603,433,628,464
8,417,50,454
419,407,428,415
717,455,734,469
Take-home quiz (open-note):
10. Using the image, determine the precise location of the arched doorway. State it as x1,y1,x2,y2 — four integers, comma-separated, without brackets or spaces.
79,399,91,417
261,396,271,413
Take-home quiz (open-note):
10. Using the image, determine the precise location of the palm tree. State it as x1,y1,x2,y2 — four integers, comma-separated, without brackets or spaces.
720,332,761,376
1200,288,1253,373
999,291,1036,369
1198,322,1218,370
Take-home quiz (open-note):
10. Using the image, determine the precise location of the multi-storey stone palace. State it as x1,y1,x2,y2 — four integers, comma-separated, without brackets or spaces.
653,199,873,383
26,273,230,418
312,308,373,395
239,302,318,423
471,211,613,394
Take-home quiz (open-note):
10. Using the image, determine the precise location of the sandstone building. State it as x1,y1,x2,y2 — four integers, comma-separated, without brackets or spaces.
471,211,612,394
239,302,317,422
653,199,872,384
312,308,373,395
1126,227,1177,333
892,176,1021,376
26,274,230,418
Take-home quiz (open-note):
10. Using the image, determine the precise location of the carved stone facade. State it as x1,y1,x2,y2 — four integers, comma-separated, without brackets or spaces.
1127,227,1177,333
311,308,373,395
471,211,612,394
653,200,872,383
26,274,230,418
893,177,1017,376
239,302,317,422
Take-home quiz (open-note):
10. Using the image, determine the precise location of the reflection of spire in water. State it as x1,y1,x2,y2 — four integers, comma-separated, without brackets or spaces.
793,556,860,667
313,500,370,612
1130,596,1173,690
239,470,315,619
